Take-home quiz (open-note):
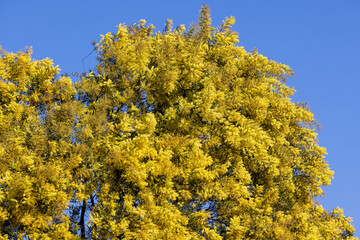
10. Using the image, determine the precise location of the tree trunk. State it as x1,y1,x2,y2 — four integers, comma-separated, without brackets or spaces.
80,199,87,239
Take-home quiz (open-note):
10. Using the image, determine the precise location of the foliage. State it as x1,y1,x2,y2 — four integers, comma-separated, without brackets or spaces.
0,5,357,240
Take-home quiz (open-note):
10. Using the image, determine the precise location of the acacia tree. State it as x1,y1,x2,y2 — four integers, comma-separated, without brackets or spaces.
0,47,83,239
0,5,357,240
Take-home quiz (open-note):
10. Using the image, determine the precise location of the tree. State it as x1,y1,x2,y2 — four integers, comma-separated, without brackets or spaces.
0,5,357,239
0,47,82,239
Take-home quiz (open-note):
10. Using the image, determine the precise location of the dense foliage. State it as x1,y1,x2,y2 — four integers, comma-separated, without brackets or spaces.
0,6,356,239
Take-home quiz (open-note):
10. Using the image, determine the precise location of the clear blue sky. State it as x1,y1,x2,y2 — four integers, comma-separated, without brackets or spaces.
1,0,359,235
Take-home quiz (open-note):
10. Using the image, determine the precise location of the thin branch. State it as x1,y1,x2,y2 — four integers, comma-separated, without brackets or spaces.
82,49,96,72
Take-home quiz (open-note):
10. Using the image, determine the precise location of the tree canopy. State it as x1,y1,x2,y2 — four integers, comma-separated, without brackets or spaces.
0,5,356,240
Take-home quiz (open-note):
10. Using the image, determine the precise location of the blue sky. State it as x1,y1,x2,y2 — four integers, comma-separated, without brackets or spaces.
1,0,359,234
